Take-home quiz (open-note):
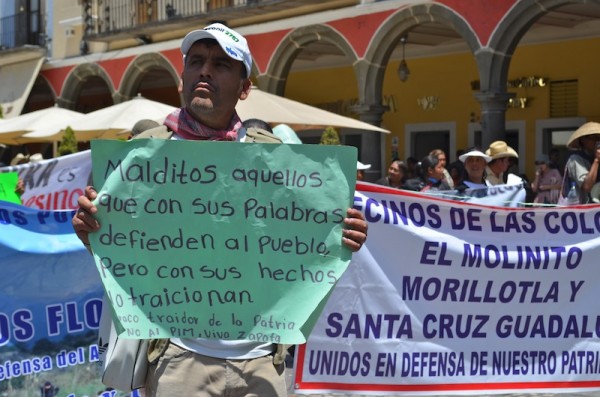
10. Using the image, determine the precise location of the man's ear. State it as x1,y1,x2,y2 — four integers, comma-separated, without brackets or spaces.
239,78,252,100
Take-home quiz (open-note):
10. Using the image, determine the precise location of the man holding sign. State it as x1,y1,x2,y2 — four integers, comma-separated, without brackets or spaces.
72,23,368,397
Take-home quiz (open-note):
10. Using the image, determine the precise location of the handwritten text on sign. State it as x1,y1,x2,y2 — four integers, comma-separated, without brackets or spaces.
90,139,356,344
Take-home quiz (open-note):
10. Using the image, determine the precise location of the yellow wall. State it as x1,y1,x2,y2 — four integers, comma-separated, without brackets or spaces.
286,37,600,180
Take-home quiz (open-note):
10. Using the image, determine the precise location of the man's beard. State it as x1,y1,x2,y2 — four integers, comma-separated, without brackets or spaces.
188,96,215,115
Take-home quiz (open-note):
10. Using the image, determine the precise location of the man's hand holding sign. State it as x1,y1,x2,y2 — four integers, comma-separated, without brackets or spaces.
74,138,364,344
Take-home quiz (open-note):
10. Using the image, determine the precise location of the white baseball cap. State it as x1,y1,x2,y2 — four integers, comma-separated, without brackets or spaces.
181,23,252,77
357,161,372,170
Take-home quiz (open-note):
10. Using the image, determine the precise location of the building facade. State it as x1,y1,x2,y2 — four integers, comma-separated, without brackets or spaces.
1,0,599,181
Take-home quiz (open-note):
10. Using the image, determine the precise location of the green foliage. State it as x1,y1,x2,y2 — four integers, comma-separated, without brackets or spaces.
319,126,341,145
0,104,3,119
58,126,78,156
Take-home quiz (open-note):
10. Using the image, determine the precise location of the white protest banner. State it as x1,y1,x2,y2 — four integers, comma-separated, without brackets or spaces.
295,182,600,395
0,150,92,210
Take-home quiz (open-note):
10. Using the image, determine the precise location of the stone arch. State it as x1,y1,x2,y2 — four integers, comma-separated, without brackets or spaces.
360,3,480,112
483,0,600,92
58,63,115,110
118,52,182,104
472,0,600,144
24,74,56,111
257,23,358,95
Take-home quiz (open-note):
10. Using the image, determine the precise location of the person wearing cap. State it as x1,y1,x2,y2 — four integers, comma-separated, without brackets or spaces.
563,121,600,204
484,140,519,185
531,154,562,205
356,160,371,181
72,22,368,397
456,147,492,190
10,152,30,166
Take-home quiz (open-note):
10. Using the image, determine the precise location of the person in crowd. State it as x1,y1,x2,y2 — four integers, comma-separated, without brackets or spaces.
484,140,519,185
375,159,407,189
0,143,8,167
531,154,562,205
455,147,492,190
429,148,454,188
447,148,465,187
403,154,451,192
72,22,368,397
356,161,371,181
272,124,302,144
448,161,464,188
129,119,161,139
242,117,273,132
10,153,30,166
404,156,418,180
563,121,600,204
548,147,562,173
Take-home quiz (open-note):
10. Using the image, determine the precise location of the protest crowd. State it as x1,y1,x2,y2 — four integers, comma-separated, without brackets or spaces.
368,121,600,207
1,16,600,397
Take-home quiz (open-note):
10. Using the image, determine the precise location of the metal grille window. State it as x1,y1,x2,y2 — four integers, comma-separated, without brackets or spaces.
550,79,578,118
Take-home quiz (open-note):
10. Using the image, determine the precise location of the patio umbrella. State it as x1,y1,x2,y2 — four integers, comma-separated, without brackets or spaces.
0,106,84,145
236,86,389,134
22,96,177,142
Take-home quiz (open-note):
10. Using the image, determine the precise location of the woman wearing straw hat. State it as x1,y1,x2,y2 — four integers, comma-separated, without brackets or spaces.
564,121,600,204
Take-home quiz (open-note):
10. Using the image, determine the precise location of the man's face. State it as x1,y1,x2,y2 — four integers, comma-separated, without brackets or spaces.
496,157,511,173
181,40,251,128
581,134,600,153
465,156,486,176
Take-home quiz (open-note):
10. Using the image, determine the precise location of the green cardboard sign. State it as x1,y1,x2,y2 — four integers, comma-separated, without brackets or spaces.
90,139,356,344
0,172,21,204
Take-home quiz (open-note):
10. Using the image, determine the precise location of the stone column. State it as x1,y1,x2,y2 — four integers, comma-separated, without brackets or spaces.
351,103,388,182
474,91,514,147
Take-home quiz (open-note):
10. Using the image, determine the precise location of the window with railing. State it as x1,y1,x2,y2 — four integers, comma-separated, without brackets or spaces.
83,0,239,36
0,9,43,50
82,0,328,39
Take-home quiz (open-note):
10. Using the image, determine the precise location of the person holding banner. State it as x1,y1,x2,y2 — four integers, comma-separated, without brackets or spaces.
456,147,492,190
403,154,451,192
429,148,454,188
375,159,407,189
73,22,368,397
563,121,600,204
484,140,519,185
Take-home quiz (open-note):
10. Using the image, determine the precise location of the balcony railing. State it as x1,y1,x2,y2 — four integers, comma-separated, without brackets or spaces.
0,11,44,50
83,0,327,40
